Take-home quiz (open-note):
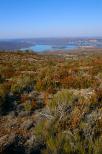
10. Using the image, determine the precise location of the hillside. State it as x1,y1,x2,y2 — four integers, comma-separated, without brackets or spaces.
0,50,102,154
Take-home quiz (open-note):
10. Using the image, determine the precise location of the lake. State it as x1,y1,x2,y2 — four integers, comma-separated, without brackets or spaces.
21,44,78,52
1,38,102,51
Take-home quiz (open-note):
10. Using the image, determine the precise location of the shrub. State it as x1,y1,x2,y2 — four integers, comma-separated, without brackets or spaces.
23,101,32,112
48,89,74,115
11,75,33,94
0,83,10,113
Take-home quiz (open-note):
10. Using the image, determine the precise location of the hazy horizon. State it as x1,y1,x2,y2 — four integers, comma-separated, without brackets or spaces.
0,36,102,41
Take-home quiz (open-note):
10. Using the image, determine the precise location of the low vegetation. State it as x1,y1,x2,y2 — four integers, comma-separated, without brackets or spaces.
0,50,102,154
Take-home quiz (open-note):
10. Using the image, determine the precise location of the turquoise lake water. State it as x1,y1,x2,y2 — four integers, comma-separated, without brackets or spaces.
21,44,77,52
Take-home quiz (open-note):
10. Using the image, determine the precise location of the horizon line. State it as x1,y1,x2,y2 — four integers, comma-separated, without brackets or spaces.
0,36,102,40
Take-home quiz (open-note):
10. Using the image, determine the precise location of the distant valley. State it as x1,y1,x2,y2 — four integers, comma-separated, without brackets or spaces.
0,38,102,52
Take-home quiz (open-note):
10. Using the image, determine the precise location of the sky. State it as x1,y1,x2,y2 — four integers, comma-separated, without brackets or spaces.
0,0,102,38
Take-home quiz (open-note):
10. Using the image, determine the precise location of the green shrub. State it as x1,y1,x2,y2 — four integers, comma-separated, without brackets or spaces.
48,89,74,114
11,75,33,94
23,101,32,112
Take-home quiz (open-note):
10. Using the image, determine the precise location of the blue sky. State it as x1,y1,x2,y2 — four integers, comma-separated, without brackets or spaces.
0,0,102,38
